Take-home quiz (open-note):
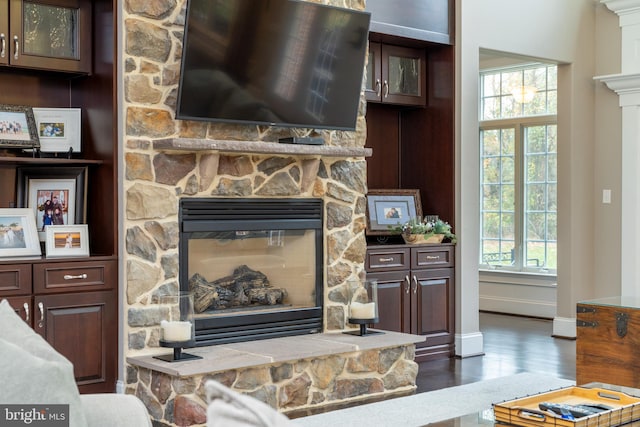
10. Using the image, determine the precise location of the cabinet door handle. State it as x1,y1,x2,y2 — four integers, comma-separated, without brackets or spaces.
13,35,18,60
383,80,389,98
23,302,29,322
375,79,381,97
404,275,410,294
412,275,418,294
0,33,5,58
38,302,44,328
64,273,88,280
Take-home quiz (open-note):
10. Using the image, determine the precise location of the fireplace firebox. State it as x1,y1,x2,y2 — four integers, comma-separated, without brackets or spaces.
179,198,324,345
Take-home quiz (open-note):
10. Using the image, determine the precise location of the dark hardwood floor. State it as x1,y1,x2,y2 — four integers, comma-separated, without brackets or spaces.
416,311,576,393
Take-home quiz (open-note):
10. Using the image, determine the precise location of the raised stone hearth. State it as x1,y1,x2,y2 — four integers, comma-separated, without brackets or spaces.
127,332,423,425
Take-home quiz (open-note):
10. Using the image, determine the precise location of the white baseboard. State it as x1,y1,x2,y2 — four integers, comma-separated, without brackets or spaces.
455,331,484,357
479,296,556,319
552,316,576,338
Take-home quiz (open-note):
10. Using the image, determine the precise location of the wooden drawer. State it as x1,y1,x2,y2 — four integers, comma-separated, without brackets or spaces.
33,259,116,293
0,263,32,296
366,247,410,271
412,245,454,269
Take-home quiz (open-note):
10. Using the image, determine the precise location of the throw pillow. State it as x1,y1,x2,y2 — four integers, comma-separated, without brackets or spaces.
0,299,88,427
205,380,292,427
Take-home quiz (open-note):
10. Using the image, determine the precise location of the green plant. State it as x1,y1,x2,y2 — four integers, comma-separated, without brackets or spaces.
391,217,457,243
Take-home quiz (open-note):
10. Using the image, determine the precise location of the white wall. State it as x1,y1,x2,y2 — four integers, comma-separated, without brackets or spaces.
456,0,622,356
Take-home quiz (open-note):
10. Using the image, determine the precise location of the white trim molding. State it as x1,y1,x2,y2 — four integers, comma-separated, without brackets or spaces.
552,316,576,339
455,331,484,358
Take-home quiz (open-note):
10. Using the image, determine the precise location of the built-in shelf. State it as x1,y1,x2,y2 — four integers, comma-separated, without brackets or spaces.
0,156,104,166
153,138,373,158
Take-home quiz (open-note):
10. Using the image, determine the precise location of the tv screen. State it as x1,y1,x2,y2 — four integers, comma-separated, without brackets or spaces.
176,0,371,131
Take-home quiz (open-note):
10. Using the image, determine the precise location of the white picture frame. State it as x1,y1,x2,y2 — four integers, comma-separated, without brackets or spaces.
0,208,42,260
32,107,81,153
45,224,90,258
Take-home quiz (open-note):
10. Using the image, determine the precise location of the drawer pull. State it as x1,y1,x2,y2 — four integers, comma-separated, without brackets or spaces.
38,302,44,328
23,302,29,322
379,257,394,262
64,273,88,280
426,255,440,260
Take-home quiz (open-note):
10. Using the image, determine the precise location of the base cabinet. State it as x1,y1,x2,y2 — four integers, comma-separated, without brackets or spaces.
0,257,117,393
366,243,455,361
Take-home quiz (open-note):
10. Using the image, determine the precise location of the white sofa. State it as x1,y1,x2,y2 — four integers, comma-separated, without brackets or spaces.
0,299,151,427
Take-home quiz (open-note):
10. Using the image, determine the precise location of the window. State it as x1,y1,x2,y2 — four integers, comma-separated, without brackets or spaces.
479,64,557,273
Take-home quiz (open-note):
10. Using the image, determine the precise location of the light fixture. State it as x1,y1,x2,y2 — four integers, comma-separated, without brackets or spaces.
511,85,537,104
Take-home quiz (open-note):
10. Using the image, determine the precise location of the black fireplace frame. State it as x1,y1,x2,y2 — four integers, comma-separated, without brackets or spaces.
179,198,324,346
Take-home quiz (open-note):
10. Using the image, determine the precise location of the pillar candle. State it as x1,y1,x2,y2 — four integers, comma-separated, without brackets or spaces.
350,302,376,319
161,320,192,342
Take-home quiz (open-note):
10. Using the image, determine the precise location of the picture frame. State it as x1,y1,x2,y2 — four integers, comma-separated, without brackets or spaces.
16,167,88,242
32,107,81,153
0,104,40,149
366,189,423,235
45,224,90,258
0,208,42,260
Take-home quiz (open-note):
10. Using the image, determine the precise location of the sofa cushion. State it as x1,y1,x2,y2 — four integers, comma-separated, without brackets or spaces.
205,380,292,427
0,299,88,427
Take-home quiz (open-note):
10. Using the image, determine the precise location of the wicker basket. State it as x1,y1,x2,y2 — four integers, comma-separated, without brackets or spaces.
402,233,444,244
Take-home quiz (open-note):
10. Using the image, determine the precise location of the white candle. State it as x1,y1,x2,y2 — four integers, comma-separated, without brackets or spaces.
350,302,376,319
161,320,192,342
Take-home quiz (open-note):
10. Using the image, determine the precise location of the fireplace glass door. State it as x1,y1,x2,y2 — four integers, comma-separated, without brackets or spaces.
180,198,323,345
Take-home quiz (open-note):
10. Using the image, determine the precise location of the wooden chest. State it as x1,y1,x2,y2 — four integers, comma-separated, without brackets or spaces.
576,297,640,387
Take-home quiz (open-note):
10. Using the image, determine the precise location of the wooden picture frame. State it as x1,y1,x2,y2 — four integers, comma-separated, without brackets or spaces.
366,189,423,235
16,166,88,242
0,208,42,260
0,104,40,149
32,107,82,153
45,224,90,258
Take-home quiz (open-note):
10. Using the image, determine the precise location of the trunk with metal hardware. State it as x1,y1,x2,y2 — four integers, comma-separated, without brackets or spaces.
365,243,455,361
576,297,640,387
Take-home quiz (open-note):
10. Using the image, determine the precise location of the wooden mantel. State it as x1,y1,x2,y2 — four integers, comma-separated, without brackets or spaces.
153,138,373,157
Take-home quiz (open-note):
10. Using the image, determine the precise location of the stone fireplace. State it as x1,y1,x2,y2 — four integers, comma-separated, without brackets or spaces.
122,0,421,424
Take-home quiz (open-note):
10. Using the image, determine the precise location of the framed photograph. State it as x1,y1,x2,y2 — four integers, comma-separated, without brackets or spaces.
366,189,423,235
0,104,40,149
45,225,89,258
32,107,81,153
0,208,42,260
16,167,88,241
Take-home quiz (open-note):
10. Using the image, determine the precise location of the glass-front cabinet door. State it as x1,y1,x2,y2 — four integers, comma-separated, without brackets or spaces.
365,42,426,106
1,0,91,73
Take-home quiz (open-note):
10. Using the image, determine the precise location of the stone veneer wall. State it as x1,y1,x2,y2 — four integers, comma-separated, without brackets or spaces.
120,0,413,420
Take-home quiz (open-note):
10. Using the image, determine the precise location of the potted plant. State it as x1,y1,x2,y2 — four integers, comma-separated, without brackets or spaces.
391,217,457,244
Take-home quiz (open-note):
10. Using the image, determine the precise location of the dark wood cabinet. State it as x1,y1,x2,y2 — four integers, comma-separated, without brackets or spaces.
365,42,427,106
35,290,116,392
366,243,455,361
0,0,92,73
0,257,117,393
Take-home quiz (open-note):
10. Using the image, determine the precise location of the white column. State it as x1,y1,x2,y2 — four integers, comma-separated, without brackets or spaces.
597,0,640,296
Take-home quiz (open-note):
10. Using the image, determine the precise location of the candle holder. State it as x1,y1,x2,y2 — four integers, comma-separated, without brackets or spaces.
154,293,203,362
344,278,383,336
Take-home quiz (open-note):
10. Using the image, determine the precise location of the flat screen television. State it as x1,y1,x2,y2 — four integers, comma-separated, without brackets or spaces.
176,0,371,131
